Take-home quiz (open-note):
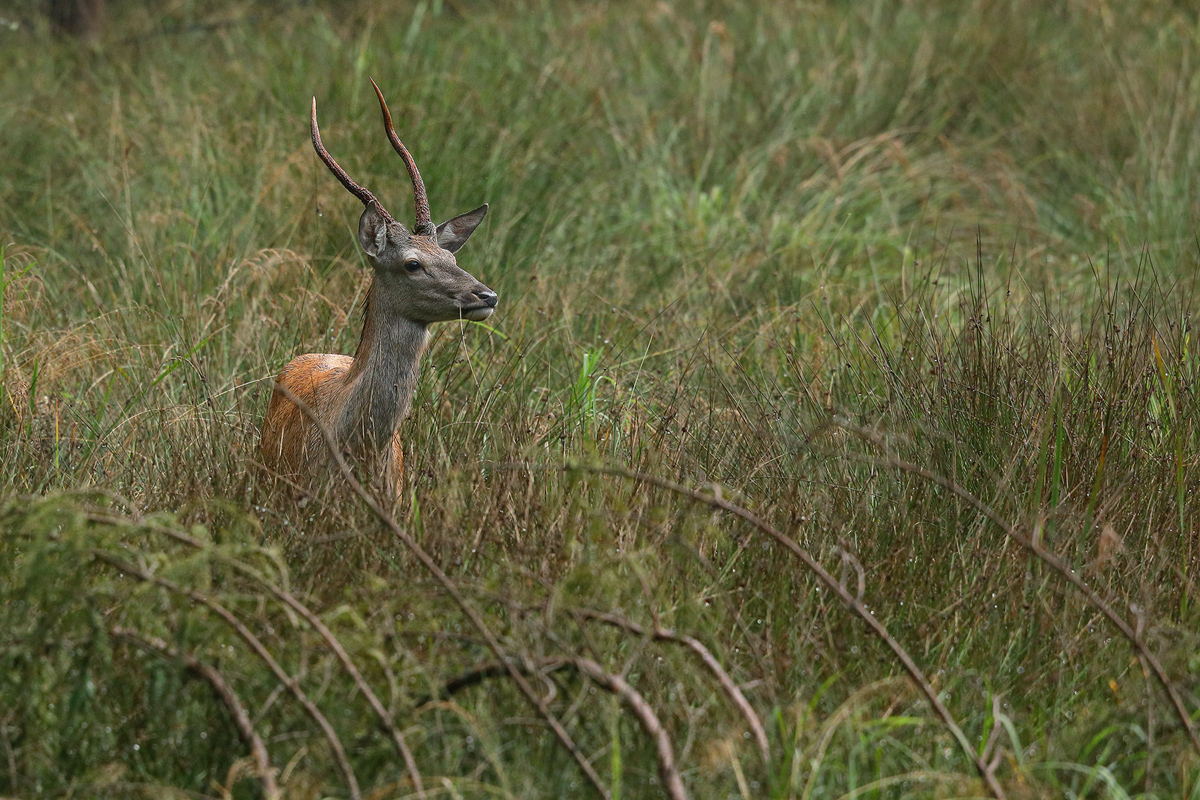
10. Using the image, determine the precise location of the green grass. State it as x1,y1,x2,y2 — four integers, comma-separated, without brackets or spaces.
3,1,1200,798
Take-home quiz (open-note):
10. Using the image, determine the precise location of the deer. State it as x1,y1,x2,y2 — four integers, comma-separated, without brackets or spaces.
259,79,497,502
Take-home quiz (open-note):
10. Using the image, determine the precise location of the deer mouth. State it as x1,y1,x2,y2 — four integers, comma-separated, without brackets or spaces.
461,305,495,322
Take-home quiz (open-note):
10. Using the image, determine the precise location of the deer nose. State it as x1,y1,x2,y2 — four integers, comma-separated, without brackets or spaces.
474,288,498,308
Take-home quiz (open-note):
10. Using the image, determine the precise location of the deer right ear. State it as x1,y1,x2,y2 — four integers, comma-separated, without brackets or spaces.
357,207,390,258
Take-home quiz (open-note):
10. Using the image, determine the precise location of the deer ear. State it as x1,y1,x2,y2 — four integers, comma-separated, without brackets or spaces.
436,203,488,253
357,207,390,258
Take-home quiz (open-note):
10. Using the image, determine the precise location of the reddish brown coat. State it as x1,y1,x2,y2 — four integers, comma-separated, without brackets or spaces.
259,353,405,500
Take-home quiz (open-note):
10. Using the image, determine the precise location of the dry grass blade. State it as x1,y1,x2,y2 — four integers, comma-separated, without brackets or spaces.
834,418,1200,757
93,551,362,800
575,462,1007,800
111,625,281,800
273,384,611,799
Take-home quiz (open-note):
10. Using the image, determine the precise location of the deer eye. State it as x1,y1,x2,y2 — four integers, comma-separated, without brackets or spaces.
403,259,422,273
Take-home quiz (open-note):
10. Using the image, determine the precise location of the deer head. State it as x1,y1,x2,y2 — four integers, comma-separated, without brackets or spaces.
310,79,498,324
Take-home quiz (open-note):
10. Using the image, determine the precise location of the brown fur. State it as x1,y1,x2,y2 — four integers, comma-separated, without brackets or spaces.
259,353,405,501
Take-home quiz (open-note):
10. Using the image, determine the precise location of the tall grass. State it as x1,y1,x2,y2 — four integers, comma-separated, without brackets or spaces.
2,1,1200,797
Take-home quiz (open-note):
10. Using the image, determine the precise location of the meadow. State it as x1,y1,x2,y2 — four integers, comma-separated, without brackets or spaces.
2,1,1200,797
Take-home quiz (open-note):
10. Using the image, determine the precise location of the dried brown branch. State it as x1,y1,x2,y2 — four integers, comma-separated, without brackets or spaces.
274,383,611,799
111,625,280,800
93,551,361,800
833,417,1200,756
417,656,572,706
425,655,688,800
574,462,1006,800
246,569,425,798
570,607,770,768
83,510,425,799
572,657,688,800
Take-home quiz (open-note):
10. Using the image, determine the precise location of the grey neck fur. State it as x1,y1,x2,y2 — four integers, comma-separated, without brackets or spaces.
336,286,429,452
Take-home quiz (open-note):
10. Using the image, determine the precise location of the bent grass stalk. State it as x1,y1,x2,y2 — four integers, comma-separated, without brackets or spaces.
569,461,1008,800
82,510,427,799
112,625,281,800
572,657,687,800
92,550,363,800
425,655,689,800
569,606,771,769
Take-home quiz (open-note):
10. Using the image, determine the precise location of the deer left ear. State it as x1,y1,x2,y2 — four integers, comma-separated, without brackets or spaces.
436,203,488,253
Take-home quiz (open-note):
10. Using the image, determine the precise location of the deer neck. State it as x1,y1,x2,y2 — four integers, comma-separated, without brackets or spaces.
336,282,429,453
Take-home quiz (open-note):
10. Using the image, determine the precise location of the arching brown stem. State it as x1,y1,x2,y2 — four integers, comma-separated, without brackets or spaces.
572,462,1008,800
113,626,281,800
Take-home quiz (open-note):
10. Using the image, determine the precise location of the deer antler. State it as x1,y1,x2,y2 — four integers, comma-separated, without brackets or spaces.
370,78,434,236
310,96,395,223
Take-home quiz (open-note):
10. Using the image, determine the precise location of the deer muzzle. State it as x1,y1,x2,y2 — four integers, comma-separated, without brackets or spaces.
461,287,498,321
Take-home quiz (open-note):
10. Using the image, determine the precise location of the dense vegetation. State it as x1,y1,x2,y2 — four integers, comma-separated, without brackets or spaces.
3,1,1200,797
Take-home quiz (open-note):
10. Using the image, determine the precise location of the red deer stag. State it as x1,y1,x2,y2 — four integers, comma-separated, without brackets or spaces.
260,79,497,501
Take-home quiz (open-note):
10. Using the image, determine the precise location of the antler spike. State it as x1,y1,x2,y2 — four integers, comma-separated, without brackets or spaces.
370,78,435,236
310,96,394,223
